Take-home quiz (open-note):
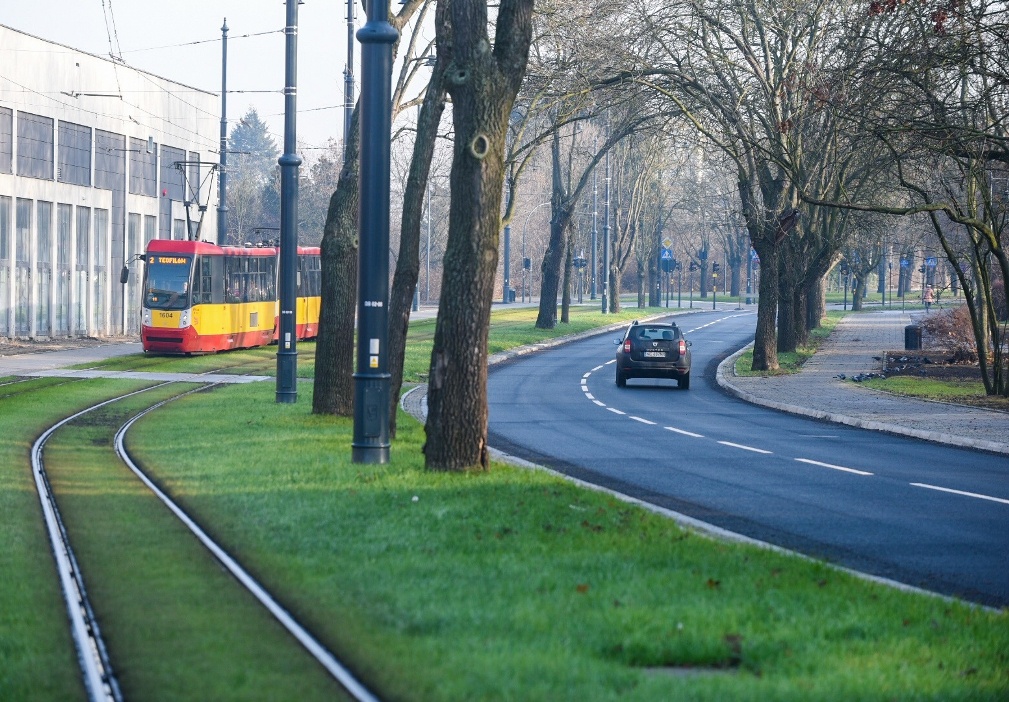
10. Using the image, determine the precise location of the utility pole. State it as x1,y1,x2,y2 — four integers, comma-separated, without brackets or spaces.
217,19,228,245
601,118,611,313
276,0,301,403
343,0,355,157
352,0,397,463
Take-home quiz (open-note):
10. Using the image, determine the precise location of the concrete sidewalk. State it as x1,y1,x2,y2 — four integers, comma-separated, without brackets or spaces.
717,310,1009,456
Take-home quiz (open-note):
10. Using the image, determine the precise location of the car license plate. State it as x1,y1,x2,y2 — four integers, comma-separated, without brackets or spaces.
643,351,665,358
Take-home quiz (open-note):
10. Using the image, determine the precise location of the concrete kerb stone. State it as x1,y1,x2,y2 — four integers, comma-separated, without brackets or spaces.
716,344,1009,456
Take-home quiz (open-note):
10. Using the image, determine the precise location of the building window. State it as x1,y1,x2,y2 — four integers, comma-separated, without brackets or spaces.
17,112,54,180
144,214,156,247
58,121,92,186
95,130,125,190
0,107,12,174
173,218,186,241
37,201,52,264
0,195,9,260
129,137,157,197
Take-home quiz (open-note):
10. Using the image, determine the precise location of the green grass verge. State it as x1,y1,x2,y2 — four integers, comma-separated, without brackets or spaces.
123,381,1009,701
860,375,992,402
734,311,845,377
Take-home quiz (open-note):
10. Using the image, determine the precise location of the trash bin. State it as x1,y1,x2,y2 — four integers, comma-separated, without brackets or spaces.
508,287,516,303
904,324,922,350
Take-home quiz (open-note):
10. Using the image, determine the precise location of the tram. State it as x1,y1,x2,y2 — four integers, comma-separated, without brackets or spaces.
140,239,321,354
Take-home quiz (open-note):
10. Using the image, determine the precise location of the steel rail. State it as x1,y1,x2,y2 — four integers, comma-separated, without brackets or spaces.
31,384,170,702
114,391,380,702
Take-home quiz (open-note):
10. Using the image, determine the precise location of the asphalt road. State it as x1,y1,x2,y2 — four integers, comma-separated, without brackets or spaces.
487,310,1009,608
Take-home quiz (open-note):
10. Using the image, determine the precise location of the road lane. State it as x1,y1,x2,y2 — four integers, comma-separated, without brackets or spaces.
487,310,1009,606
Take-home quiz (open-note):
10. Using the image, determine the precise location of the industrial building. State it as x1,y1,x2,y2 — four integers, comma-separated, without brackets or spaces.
0,24,219,338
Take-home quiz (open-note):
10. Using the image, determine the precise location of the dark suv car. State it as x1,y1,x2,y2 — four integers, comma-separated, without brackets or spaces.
614,321,692,389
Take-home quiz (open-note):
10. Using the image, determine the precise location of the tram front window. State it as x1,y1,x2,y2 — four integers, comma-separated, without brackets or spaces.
144,255,192,310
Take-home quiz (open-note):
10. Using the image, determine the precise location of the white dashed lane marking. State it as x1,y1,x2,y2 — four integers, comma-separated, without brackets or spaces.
911,483,1009,505
795,458,873,476
718,440,772,454
665,426,704,438
630,416,656,425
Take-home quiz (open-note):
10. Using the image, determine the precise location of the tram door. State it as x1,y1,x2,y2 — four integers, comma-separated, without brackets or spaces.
55,203,71,335
35,201,52,336
0,196,9,336
15,198,31,336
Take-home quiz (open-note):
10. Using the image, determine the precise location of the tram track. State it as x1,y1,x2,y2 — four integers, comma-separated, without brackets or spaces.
31,366,378,702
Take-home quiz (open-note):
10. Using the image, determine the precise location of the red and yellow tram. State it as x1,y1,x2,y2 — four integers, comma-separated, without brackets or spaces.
140,239,321,354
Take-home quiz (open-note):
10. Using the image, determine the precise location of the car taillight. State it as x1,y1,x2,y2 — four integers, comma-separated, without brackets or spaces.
623,340,631,354
678,339,686,355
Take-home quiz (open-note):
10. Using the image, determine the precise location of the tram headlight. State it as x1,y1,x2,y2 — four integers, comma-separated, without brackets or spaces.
142,308,152,327
180,309,191,329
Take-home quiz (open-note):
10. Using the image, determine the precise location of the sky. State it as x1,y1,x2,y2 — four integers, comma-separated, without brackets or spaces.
4,0,356,154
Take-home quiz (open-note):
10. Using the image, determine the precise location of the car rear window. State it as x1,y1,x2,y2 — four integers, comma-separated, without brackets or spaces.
633,326,679,340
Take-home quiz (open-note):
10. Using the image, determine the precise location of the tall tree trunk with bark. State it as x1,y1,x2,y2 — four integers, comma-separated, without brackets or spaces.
424,0,534,471
312,107,361,415
387,6,449,436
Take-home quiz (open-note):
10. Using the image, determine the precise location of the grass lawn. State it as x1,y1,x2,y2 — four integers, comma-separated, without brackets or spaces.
734,311,845,376
123,380,1009,701
3,303,1007,701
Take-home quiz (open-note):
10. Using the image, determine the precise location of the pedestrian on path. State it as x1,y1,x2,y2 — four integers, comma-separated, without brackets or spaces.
924,285,934,311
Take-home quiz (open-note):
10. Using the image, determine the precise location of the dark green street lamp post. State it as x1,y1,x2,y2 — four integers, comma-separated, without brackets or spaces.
276,0,301,403
352,0,398,463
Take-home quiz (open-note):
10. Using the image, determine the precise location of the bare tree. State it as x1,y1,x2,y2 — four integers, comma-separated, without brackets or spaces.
424,0,535,471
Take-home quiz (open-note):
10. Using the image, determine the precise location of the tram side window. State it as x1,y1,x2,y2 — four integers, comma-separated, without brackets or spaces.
309,255,321,296
226,256,243,303
191,256,213,304
264,256,276,301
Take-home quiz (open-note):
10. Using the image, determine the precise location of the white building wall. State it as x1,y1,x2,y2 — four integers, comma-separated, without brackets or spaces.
0,24,219,338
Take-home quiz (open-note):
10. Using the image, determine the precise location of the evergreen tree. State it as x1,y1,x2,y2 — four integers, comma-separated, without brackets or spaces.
228,108,279,184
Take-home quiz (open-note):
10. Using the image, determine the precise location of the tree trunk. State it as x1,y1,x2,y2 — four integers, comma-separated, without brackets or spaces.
776,240,798,353
424,0,533,471
387,16,448,436
561,230,572,323
751,242,779,371
312,107,361,415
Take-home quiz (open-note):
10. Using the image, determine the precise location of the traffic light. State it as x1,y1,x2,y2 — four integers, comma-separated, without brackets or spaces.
661,258,672,272
712,262,721,272
840,262,850,276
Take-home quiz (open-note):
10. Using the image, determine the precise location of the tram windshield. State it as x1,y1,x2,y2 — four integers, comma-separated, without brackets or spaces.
143,254,192,310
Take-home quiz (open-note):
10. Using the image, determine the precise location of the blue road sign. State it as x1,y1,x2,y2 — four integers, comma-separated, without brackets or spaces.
926,257,937,267
900,259,909,268
660,248,672,260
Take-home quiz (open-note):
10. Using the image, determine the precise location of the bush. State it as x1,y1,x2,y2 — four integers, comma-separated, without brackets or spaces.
918,305,979,363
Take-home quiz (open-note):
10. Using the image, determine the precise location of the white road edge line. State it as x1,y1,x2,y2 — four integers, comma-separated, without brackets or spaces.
665,426,703,438
719,440,772,454
606,407,626,415
593,399,606,407
795,458,873,476
584,392,594,400
911,482,1009,506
